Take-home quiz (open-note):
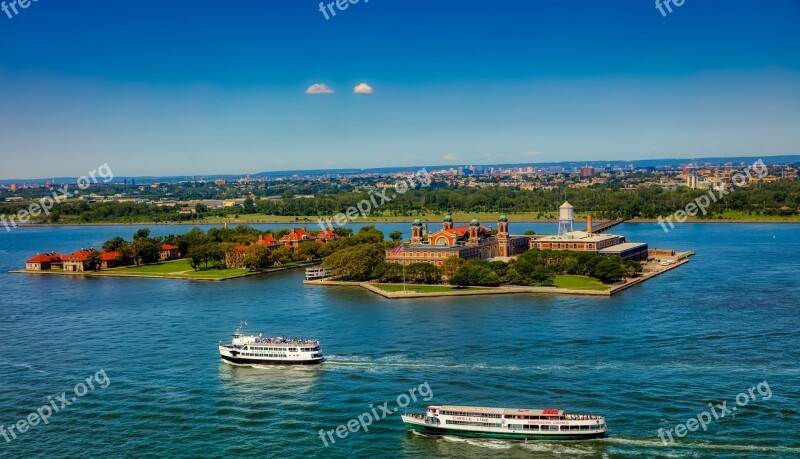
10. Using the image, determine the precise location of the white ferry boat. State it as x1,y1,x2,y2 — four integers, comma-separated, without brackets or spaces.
218,323,323,366
305,265,332,280
402,405,607,441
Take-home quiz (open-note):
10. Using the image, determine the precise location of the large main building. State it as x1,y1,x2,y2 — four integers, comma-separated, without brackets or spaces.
385,203,649,267
384,215,529,266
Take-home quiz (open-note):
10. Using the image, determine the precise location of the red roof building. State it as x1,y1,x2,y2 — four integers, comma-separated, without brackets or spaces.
160,243,179,261
315,229,341,244
279,228,311,248
25,253,62,270
255,234,280,249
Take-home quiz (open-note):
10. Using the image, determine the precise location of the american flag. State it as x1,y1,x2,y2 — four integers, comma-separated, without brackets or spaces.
391,244,405,255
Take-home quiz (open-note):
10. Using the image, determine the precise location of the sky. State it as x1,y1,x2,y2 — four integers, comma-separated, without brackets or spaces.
0,0,799,179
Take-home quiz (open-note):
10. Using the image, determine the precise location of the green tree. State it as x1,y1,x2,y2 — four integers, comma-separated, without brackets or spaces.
187,245,210,271
243,245,274,271
406,263,442,284
322,244,385,281
102,236,126,253
295,241,322,262
389,230,403,242
441,256,464,278
86,250,102,271
133,228,151,240
133,238,161,265
273,246,294,265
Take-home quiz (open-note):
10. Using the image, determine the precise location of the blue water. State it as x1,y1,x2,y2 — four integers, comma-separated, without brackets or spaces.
0,223,798,458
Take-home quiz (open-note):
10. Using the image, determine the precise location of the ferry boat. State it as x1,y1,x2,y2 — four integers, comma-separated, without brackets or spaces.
218,323,323,365
305,265,332,280
402,405,607,441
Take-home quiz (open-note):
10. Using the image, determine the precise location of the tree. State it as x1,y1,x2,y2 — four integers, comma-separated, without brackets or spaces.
243,197,256,214
86,250,102,271
133,238,161,265
371,262,404,282
322,244,385,281
273,246,294,265
333,227,353,237
243,245,274,271
187,245,210,271
295,241,322,262
389,230,403,242
450,260,502,287
102,236,126,253
441,256,464,278
524,230,536,235
133,228,151,240
406,263,442,284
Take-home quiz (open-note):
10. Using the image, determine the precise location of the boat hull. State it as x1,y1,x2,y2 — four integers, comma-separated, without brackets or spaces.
404,422,606,441
220,354,323,366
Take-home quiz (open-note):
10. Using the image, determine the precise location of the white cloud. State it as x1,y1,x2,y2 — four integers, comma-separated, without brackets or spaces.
305,83,334,95
442,153,458,161
353,82,373,94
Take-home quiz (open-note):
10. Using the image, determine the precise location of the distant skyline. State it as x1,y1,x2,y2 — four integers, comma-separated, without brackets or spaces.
1,1,799,179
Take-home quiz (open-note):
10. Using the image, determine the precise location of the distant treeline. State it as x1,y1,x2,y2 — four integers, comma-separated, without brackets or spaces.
6,181,799,223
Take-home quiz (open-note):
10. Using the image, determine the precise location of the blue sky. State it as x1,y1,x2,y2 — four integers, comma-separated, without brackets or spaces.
1,0,799,179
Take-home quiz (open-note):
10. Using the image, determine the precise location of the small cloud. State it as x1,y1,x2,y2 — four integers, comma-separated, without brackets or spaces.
524,150,540,157
306,83,334,95
442,153,458,161
354,82,373,94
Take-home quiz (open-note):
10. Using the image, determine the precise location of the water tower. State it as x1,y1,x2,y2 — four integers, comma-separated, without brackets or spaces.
558,201,574,235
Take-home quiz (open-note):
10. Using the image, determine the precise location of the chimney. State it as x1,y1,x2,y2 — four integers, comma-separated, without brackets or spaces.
587,213,593,234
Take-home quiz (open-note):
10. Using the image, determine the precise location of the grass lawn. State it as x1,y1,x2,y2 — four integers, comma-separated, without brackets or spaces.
552,275,610,291
370,283,485,293
104,258,249,279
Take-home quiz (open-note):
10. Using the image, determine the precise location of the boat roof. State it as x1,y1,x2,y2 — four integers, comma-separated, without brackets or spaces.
432,405,564,416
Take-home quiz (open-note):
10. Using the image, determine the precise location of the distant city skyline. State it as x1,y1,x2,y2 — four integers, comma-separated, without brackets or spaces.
1,1,799,179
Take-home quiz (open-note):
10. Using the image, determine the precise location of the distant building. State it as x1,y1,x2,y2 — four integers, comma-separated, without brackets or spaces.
26,253,62,270
62,249,122,271
280,228,312,248
580,167,595,177
686,171,698,189
160,244,179,261
530,213,649,262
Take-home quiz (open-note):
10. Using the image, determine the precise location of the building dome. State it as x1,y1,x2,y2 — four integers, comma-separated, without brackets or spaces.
560,201,574,209
498,214,508,222
443,214,453,222
470,217,480,226
412,217,422,226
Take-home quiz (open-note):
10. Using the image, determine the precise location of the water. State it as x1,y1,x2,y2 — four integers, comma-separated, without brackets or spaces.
0,223,798,458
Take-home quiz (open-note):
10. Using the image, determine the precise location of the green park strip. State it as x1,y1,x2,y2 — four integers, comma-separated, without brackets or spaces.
552,275,610,291
14,258,314,281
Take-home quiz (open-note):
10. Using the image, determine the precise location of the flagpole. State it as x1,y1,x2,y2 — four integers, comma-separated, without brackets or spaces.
403,263,406,292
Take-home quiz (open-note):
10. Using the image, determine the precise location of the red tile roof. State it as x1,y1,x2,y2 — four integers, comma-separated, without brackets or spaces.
100,251,121,261
316,229,340,241
256,234,279,247
161,244,178,250
26,253,62,263
280,228,310,243
63,249,94,262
